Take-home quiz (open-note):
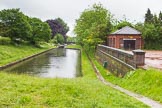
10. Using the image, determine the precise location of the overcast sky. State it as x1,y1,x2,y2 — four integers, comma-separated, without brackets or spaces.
0,0,162,36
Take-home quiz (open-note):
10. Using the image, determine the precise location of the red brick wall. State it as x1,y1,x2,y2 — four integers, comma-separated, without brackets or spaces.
107,35,143,49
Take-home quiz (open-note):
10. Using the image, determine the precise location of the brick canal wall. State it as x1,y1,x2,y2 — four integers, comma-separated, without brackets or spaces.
96,45,145,77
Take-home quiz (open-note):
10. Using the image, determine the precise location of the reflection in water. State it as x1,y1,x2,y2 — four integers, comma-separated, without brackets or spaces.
3,49,81,78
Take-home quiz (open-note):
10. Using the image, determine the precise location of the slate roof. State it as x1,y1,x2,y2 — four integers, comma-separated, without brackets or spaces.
111,26,141,35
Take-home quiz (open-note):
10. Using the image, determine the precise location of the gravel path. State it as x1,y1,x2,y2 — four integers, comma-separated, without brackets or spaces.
144,51,162,70
126,50,162,70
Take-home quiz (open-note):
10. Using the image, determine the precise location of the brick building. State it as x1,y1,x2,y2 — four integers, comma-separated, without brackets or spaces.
107,26,144,50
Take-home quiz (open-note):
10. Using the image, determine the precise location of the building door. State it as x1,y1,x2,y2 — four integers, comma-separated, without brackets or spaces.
124,40,135,50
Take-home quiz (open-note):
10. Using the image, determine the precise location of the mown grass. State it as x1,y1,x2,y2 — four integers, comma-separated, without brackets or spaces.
0,44,149,107
94,59,162,103
0,42,53,66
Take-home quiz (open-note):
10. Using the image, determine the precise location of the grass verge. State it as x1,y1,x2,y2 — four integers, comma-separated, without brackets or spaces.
0,44,149,107
94,58,162,103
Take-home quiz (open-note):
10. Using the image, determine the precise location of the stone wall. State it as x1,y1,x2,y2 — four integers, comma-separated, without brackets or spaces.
96,45,145,77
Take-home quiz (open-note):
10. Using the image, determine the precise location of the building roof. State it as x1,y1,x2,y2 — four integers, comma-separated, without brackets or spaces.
111,26,141,35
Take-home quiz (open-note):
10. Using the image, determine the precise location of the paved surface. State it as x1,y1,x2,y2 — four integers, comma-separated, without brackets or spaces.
144,51,162,70
127,50,162,70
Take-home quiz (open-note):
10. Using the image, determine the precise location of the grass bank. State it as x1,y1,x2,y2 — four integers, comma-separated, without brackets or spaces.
0,43,53,66
94,59,162,103
0,44,149,107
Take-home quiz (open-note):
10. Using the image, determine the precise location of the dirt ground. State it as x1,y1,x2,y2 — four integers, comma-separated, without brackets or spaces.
144,50,162,70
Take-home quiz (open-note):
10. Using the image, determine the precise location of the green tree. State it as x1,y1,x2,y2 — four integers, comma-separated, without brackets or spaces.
66,36,76,43
0,22,7,36
142,23,162,49
145,8,153,24
159,12,162,42
0,8,32,43
74,3,112,51
159,12,162,26
115,20,133,30
135,22,144,32
153,14,160,26
28,17,51,45
143,24,158,40
53,33,64,44
142,9,162,49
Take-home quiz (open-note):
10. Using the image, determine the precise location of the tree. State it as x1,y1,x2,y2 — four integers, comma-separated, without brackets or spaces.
142,24,158,40
142,9,162,49
159,12,162,26
157,12,162,45
53,33,64,44
135,22,144,32
145,8,153,24
0,22,8,36
56,18,69,36
46,18,69,39
142,23,161,49
66,36,76,43
153,14,160,26
0,8,32,43
28,17,51,45
74,3,112,51
115,20,133,30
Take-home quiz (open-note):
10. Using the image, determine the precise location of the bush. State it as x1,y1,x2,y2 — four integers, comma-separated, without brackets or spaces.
53,34,65,44
0,37,11,45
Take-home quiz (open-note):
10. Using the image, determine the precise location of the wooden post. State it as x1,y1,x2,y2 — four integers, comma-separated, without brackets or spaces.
132,50,145,67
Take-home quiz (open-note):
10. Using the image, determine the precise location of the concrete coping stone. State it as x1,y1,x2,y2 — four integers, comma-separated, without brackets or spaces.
98,44,133,56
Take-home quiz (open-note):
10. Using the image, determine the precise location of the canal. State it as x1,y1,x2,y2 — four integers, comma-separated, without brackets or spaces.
3,48,81,78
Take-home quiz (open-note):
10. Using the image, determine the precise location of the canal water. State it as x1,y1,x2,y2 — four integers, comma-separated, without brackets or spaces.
3,48,81,78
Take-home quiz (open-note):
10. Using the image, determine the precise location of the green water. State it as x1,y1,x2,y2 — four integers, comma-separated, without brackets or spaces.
4,49,81,78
